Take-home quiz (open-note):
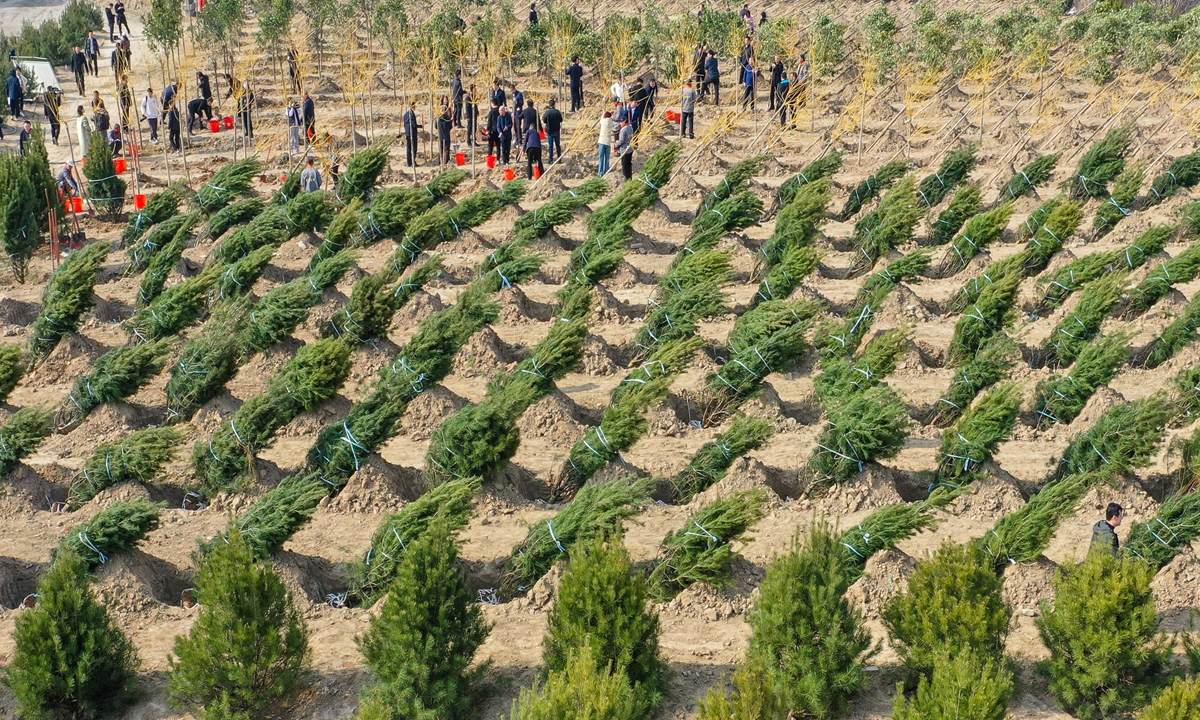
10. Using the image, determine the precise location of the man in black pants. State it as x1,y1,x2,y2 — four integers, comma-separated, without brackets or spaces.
85,32,100,77
105,3,116,41
451,70,464,128
186,96,210,134
302,92,316,140
702,50,720,105
524,123,542,179
485,100,500,157
768,54,784,111
615,118,633,180
197,70,213,109
566,57,584,111
167,103,181,151
71,47,88,95
542,98,563,162
436,106,452,166
400,103,421,167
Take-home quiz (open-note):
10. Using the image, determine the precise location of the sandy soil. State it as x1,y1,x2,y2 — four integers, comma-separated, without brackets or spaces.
2,0,1200,718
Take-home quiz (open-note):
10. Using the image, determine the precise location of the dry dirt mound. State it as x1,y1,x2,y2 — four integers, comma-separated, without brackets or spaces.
325,455,422,513
947,476,1026,524
398,385,465,440
516,391,586,445
844,548,917,621
1151,550,1200,631
1001,557,1058,616
452,326,521,379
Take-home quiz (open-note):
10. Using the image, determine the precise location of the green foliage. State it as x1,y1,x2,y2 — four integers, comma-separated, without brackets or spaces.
0,150,42,284
1064,121,1135,199
648,490,767,601
0,0,104,65
939,203,1014,276
356,518,489,720
1124,486,1200,569
509,643,641,720
707,319,809,409
883,541,1011,680
855,176,923,266
1034,332,1129,427
917,146,978,210
0,407,53,478
194,158,263,214
326,256,443,345
144,0,184,54
350,477,481,606
3,551,138,720
809,14,847,77
138,216,195,306
1092,161,1145,239
543,536,665,714
1142,291,1200,369
892,650,1013,720
697,657,782,720
164,298,250,420
204,197,265,241
194,338,352,493
950,271,1019,362
220,470,329,560
82,131,126,220
840,489,960,582
1018,196,1064,241
937,382,1021,485
338,139,393,202
1060,394,1171,480
58,339,173,430
979,473,1097,570
243,249,354,353
1043,271,1127,367
69,427,183,508
168,530,310,720
216,191,331,263
123,183,186,245
503,478,652,595
1147,151,1200,206
214,245,274,301
0,344,25,403
1036,551,1173,719
1023,199,1084,276
747,522,875,719
28,241,110,363
1128,240,1200,314
128,261,228,341
127,211,198,274
777,152,842,209
1039,225,1173,309
838,160,909,221
933,335,1017,427
57,499,162,568
512,178,608,243
809,386,909,485
815,328,908,400
862,6,900,83
633,281,725,355
929,185,982,246
686,194,763,261
672,416,775,504
751,246,822,308
1137,676,1200,720
697,155,767,219
996,152,1061,204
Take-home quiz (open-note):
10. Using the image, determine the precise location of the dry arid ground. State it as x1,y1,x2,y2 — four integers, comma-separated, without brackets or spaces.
1,0,1200,718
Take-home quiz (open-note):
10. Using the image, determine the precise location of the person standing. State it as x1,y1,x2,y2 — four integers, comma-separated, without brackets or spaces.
768,55,784,111
74,105,91,159
436,106,452,166
597,110,613,176
542,99,563,162
464,84,478,146
451,70,464,128
566,57,584,111
510,83,525,142
693,43,707,86
485,100,500,158
400,103,421,167
610,78,626,103
300,157,322,192
776,72,791,127
645,78,658,118
287,45,301,93
71,47,88,95
496,105,513,164
114,1,130,35
166,100,181,151
491,79,506,109
1091,503,1124,557
85,32,100,77
528,2,538,24
6,69,23,119
740,36,754,68
141,87,160,142
286,99,302,156
92,96,110,135
680,80,697,139
105,3,116,41
741,60,756,111
237,83,254,138
118,82,134,127
521,98,539,136
703,51,720,105
186,96,210,134
795,54,809,107
524,122,543,179
615,117,634,180
628,79,646,131
302,92,316,140
197,70,213,109
44,88,63,144
161,81,177,114
18,121,33,155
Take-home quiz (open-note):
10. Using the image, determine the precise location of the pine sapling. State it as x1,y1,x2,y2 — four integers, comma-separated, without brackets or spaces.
932,334,1019,426
929,184,982,245
193,157,262,213
1141,291,1200,368
839,487,962,581
1038,225,1173,309
508,643,640,720
838,159,909,220
916,144,977,209
163,297,251,420
855,175,923,267
82,130,126,219
242,249,355,353
776,151,842,209
995,152,1062,205
937,202,1014,277
69,427,184,507
937,382,1022,485
1127,240,1200,315
137,216,194,306
337,138,393,202
126,211,197,274
202,196,265,241
892,650,1014,720
671,416,775,504
57,339,173,430
1054,395,1171,479
27,241,111,364
1091,161,1145,239
1034,332,1129,427
126,261,225,341
1042,271,1127,367
0,344,25,403
950,271,1020,363
122,182,185,244
808,385,910,484
0,406,53,477
978,472,1098,570
696,154,767,219
1064,120,1135,199
759,178,832,266
1136,676,1200,720
57,499,163,567
1146,150,1200,206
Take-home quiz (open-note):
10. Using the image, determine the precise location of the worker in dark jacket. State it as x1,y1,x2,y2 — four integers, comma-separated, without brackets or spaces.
72,47,88,94
702,51,720,105
1091,503,1124,557
44,87,63,144
496,105,513,164
400,104,421,167
523,122,543,179
197,70,213,105
85,32,100,76
436,106,453,166
302,92,316,139
186,96,210,134
542,99,563,162
464,84,479,146
566,57,584,111
485,100,501,157
451,70,464,128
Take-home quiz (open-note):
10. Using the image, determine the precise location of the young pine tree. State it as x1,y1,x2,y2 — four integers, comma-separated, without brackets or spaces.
697,656,784,720
882,541,1011,682
542,535,665,715
508,643,641,720
1036,550,1173,719
4,551,140,719
83,131,127,220
168,529,310,720
355,518,490,720
0,150,42,283
891,649,1013,720
746,521,875,718
1137,676,1200,720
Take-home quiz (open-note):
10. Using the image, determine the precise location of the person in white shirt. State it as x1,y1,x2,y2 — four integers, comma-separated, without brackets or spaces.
610,79,626,103
286,99,303,157
597,110,614,176
74,105,91,159
140,87,161,142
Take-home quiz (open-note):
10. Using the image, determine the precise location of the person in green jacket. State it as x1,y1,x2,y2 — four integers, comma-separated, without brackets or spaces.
1091,503,1124,557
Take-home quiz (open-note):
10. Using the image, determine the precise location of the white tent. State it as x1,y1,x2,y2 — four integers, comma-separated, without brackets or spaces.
10,56,62,95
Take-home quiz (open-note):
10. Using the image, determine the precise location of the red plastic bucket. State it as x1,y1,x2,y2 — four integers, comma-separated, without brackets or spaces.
486,155,497,168
65,200,72,213
539,129,546,140
209,119,220,133
134,193,147,209
455,152,466,166
223,115,234,130
503,168,515,181
72,197,84,213
534,167,542,179
114,158,127,173
280,174,287,182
